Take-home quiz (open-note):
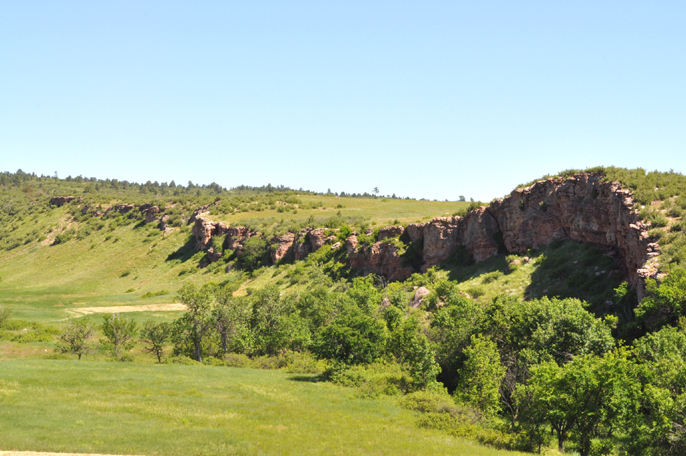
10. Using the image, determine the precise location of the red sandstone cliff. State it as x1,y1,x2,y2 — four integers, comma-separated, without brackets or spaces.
189,173,660,298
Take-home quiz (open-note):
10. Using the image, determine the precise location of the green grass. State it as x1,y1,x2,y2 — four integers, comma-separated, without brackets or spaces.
213,194,470,227
0,359,522,456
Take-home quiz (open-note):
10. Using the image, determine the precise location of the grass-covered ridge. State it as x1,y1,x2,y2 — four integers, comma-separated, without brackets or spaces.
3,166,686,455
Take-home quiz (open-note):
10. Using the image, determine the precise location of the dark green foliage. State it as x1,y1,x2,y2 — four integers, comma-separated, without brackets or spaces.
172,284,216,362
456,334,506,416
314,314,388,366
636,268,686,329
237,237,269,271
515,351,633,455
141,290,169,298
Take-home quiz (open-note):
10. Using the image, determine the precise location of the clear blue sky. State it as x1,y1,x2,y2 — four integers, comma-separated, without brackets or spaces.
2,2,685,201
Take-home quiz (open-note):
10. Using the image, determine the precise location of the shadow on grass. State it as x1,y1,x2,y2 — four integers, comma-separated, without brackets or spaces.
443,254,509,283
166,235,196,263
288,374,326,383
524,240,623,311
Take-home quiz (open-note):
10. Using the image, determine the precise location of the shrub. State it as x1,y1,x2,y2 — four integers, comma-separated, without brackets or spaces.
285,351,325,374
141,290,169,299
165,356,201,365
224,353,253,368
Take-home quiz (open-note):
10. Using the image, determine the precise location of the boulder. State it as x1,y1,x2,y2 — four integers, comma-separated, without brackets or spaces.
158,214,170,230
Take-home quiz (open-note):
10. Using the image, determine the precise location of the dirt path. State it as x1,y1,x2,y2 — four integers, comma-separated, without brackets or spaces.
0,452,143,456
66,303,186,316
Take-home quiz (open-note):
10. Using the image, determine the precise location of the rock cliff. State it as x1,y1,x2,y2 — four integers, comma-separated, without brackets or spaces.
188,173,660,298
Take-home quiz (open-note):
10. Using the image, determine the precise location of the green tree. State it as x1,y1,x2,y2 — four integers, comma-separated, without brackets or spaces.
101,313,138,358
213,291,252,355
427,282,484,389
624,326,686,455
140,320,170,363
517,351,632,456
238,237,269,271
56,317,95,360
636,268,686,329
173,284,215,362
314,314,388,366
387,315,441,388
456,334,506,415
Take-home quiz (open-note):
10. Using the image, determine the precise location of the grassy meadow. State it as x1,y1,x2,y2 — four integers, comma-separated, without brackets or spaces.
0,359,524,456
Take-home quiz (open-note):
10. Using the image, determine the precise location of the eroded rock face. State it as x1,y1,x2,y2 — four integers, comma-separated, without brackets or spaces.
347,236,414,282
185,174,660,298
270,233,295,263
488,174,657,297
294,231,313,260
158,214,171,230
192,217,218,250
309,228,326,251
420,217,461,268
144,206,160,224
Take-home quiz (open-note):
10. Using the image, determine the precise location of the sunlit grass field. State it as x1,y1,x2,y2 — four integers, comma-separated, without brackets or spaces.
214,195,470,226
0,360,523,456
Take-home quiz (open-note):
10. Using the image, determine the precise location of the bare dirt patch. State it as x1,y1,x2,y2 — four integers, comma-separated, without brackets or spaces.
65,304,186,316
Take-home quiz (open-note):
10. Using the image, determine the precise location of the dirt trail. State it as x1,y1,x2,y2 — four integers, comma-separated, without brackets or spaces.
66,304,186,316
0,452,143,456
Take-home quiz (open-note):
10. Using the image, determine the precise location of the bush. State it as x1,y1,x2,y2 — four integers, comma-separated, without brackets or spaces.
165,356,201,365
224,353,253,368
141,290,169,299
285,351,325,374
328,362,411,398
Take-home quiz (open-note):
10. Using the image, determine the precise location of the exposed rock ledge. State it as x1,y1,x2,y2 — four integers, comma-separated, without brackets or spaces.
191,173,660,299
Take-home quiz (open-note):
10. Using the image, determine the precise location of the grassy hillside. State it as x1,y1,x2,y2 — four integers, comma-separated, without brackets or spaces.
3,167,686,455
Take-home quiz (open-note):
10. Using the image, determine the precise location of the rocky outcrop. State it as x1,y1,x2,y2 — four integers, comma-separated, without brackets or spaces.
192,217,218,250
185,173,660,298
378,225,405,240
158,214,171,230
489,174,658,297
346,235,414,282
50,196,78,206
404,173,659,298
270,233,295,263
144,206,160,224
114,204,135,214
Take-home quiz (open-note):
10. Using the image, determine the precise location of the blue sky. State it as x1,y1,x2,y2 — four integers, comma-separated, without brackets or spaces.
2,1,685,201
